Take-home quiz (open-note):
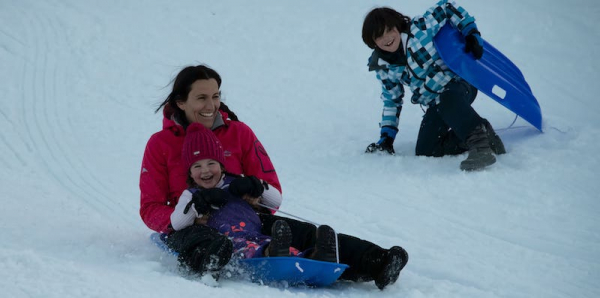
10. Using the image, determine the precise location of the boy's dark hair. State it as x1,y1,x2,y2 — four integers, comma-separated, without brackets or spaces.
362,7,411,49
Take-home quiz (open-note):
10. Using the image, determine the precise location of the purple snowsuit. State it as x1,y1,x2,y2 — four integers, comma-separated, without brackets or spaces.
189,175,271,259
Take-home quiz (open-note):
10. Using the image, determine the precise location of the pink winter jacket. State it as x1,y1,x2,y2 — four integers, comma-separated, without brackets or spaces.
139,107,281,233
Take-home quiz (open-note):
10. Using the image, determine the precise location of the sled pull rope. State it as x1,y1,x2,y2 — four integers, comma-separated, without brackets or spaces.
507,113,518,129
259,203,319,226
495,114,526,132
258,203,340,264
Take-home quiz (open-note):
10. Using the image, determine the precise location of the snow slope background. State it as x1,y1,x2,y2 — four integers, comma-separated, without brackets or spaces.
1,0,599,297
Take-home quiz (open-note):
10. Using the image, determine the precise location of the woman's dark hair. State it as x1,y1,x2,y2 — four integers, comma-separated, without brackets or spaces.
156,65,239,127
362,7,411,49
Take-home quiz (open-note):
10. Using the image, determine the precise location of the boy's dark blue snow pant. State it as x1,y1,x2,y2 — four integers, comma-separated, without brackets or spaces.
259,213,386,281
415,79,484,157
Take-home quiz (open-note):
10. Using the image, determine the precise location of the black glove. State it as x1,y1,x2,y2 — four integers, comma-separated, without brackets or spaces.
365,126,397,155
461,22,483,59
465,32,483,59
229,176,265,198
366,137,395,155
184,188,228,215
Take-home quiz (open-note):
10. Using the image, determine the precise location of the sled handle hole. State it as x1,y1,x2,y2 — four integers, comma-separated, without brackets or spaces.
492,85,507,99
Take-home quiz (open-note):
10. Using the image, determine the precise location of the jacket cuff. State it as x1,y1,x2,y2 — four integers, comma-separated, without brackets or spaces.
260,184,282,211
380,126,399,139
461,22,479,36
169,190,199,231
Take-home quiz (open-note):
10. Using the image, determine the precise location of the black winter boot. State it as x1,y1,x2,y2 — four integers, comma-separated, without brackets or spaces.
460,124,496,171
457,121,505,156
361,246,409,290
310,225,337,263
375,246,409,290
186,236,233,275
482,119,506,155
266,220,292,257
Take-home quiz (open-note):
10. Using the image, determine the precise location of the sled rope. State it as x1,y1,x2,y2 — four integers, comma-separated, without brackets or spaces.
496,114,529,132
507,114,518,129
258,203,340,263
259,203,320,226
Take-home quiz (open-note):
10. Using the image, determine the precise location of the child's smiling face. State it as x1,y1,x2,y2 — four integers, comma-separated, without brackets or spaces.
190,158,223,189
374,27,401,53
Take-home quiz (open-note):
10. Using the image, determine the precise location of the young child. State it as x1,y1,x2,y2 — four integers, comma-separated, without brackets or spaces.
170,123,338,261
362,0,505,171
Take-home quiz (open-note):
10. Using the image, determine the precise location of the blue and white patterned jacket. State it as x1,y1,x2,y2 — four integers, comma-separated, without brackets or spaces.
368,0,477,129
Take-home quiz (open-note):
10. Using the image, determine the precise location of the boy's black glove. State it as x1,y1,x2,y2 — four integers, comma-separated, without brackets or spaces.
465,32,483,59
461,22,484,59
366,126,397,155
229,176,265,198
366,137,395,155
184,188,228,215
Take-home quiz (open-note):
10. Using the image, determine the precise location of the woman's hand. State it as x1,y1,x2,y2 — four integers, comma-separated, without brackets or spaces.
242,195,261,210
194,215,209,225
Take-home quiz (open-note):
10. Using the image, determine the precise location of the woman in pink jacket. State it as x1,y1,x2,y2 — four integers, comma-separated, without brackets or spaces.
139,65,408,289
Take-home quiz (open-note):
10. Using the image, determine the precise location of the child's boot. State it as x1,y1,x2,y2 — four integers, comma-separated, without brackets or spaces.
482,119,506,155
460,123,496,171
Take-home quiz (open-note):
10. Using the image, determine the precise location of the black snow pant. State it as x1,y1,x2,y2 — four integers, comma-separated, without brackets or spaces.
415,79,484,157
259,213,387,281
164,224,226,267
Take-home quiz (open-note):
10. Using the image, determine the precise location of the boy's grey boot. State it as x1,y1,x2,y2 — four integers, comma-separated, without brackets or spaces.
482,119,506,155
460,124,496,171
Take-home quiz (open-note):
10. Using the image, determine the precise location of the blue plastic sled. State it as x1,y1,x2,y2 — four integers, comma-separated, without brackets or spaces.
150,233,348,287
434,24,543,131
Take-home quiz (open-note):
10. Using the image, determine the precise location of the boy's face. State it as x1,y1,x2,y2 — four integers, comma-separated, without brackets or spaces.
190,159,223,189
374,27,401,53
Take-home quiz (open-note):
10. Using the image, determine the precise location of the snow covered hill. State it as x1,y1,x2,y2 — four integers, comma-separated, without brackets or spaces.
1,0,598,297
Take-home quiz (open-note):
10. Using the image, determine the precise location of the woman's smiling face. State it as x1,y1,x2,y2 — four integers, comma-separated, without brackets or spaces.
176,78,221,129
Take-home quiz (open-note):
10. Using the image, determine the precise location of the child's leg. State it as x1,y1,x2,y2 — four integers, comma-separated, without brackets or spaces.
434,79,482,140
415,106,467,156
166,225,233,273
434,79,502,170
416,79,478,156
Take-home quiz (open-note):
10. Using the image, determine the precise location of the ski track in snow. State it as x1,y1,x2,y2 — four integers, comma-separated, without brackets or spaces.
8,2,133,224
